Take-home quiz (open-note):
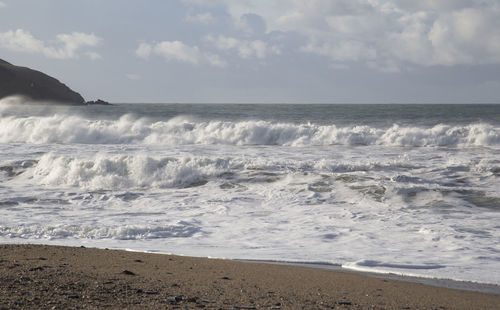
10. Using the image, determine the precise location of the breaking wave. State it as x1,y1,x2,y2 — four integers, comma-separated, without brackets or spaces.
0,222,203,240
28,153,231,190
0,113,499,147
14,153,422,191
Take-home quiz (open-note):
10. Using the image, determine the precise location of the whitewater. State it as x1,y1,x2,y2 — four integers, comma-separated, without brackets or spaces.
1,98,500,286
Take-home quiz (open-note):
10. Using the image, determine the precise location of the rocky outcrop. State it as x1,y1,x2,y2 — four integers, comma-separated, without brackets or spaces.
0,59,85,105
86,99,111,105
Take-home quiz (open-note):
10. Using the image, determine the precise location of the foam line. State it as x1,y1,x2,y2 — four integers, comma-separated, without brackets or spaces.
1,113,498,147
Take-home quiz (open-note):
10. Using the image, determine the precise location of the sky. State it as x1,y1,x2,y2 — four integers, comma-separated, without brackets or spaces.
0,0,499,103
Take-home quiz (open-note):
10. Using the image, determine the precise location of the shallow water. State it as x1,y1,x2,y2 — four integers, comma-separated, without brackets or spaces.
1,98,499,284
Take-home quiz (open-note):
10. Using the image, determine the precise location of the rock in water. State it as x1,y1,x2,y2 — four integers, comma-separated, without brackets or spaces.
0,58,85,105
86,99,111,105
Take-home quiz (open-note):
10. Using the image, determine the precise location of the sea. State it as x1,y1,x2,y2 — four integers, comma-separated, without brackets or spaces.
1,97,499,286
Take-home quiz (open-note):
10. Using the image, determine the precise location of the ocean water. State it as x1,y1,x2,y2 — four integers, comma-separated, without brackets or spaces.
1,97,500,285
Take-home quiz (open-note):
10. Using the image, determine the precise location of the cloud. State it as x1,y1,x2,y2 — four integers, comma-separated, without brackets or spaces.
136,43,152,59
185,12,215,24
301,40,376,62
206,35,281,59
45,32,102,59
0,29,44,54
235,13,267,35
396,0,482,11
154,41,202,64
427,8,500,65
204,52,228,67
85,52,103,60
136,40,226,67
0,1,5,8
387,8,500,66
183,0,500,68
0,29,102,60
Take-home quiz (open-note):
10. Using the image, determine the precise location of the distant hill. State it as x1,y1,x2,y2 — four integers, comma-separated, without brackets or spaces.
0,59,85,105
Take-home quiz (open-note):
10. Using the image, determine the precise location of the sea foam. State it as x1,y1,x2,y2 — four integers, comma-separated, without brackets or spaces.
27,153,230,190
0,113,499,147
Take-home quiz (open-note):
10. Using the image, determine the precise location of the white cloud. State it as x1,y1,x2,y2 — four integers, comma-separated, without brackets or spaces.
206,35,281,59
186,12,215,24
301,40,377,62
428,8,500,65
154,41,201,64
136,43,152,59
0,1,6,8
387,7,500,66
204,52,228,67
136,40,226,67
0,29,102,60
0,29,45,54
184,0,500,68
397,0,481,12
45,32,102,59
85,52,102,60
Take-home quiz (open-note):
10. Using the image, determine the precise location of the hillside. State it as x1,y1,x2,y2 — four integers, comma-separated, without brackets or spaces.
0,59,85,105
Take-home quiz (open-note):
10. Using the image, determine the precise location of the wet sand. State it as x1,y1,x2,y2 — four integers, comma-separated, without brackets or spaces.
1,244,499,309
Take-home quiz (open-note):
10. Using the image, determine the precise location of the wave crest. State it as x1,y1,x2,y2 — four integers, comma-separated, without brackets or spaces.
29,153,230,190
1,113,499,147
0,222,202,240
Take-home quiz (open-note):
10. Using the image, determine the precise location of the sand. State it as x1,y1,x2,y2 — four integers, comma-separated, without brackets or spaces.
1,244,499,309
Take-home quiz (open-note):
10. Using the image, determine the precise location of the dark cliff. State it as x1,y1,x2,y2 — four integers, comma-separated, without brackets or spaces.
0,59,85,105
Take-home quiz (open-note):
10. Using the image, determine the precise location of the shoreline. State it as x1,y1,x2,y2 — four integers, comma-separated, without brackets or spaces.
1,244,500,309
242,260,500,295
5,240,499,293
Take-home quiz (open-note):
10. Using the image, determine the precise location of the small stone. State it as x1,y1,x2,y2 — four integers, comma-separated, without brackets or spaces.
67,294,79,299
121,270,136,276
134,259,143,263
237,306,256,309
145,290,159,295
202,299,216,303
338,301,352,305
221,276,231,280
166,296,183,303
29,266,44,271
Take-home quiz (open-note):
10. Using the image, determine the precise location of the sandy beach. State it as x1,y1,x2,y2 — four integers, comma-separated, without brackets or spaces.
0,244,499,309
